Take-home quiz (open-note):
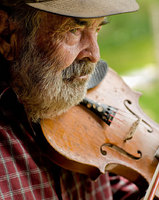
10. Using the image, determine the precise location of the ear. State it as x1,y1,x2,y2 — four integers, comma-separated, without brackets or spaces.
0,10,18,61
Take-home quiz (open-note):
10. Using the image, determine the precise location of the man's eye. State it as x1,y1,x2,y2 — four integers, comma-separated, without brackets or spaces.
69,28,80,35
70,28,77,34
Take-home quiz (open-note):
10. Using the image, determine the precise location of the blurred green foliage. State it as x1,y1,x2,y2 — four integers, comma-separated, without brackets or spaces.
98,0,159,123
98,0,155,74
139,82,159,123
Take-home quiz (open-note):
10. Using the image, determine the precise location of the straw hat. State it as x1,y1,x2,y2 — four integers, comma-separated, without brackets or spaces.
1,0,139,18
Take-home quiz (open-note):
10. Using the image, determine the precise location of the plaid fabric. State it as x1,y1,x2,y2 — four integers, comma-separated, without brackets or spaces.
109,173,139,200
0,88,139,200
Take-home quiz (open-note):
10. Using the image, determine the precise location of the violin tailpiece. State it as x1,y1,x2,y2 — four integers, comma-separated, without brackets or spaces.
80,97,118,126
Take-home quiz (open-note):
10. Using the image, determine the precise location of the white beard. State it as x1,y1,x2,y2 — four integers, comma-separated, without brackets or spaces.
10,39,95,122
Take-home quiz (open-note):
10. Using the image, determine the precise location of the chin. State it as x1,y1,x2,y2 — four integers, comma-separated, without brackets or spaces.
40,88,87,120
29,81,88,122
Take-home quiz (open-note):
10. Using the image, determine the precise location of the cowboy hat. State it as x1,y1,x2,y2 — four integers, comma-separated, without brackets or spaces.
1,0,139,18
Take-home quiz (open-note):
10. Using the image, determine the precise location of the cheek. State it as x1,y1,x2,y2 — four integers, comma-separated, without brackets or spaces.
34,31,81,71
55,33,82,69
34,35,52,57
55,43,80,70
65,32,81,46
35,29,61,58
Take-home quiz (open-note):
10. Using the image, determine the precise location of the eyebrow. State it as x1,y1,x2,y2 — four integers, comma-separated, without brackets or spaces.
74,18,109,27
74,18,89,26
99,19,109,26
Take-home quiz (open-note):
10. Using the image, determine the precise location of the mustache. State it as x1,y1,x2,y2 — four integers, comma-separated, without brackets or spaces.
62,60,95,80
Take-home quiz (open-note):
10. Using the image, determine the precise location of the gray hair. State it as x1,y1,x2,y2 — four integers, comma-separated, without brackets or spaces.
0,2,41,37
0,2,41,85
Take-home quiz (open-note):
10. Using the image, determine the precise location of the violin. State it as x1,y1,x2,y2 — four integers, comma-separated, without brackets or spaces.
40,64,159,199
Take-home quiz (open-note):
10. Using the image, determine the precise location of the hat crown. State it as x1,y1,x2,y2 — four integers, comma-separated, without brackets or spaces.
0,0,139,18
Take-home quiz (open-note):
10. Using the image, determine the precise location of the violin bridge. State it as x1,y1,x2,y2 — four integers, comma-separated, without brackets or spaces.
124,99,153,142
124,118,141,142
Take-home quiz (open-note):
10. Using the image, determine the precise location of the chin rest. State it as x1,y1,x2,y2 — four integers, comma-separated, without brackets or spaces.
87,60,108,90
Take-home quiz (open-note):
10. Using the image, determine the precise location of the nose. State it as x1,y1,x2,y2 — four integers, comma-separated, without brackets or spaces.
76,33,100,63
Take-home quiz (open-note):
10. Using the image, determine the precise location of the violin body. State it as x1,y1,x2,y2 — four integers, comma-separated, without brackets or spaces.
41,67,159,197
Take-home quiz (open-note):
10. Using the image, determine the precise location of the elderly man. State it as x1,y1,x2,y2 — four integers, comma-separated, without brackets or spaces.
0,0,141,199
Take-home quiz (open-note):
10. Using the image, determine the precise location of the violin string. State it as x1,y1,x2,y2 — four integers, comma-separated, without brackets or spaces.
111,114,123,123
110,111,135,129
112,118,125,128
111,120,121,128
109,114,126,128
117,108,132,116
111,111,157,148
116,109,155,139
109,114,125,126
116,110,136,121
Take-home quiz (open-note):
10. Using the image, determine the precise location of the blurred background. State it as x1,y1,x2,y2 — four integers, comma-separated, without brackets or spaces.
98,0,159,123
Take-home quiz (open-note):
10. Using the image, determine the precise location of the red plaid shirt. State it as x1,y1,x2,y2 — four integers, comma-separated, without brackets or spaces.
0,88,139,200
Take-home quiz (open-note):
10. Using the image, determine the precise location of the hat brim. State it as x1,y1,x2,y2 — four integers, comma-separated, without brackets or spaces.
26,0,139,18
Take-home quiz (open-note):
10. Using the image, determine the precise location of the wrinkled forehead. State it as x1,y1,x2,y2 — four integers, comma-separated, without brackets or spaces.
39,11,105,31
